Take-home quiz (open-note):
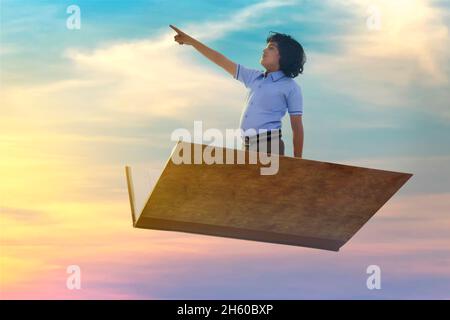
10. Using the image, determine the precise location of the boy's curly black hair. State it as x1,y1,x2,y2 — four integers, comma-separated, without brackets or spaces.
266,32,306,78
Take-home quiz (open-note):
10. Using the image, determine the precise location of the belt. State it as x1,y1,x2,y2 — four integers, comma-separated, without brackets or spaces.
244,129,282,143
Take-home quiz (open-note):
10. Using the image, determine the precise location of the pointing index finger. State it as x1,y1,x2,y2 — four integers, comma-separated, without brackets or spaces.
169,24,183,34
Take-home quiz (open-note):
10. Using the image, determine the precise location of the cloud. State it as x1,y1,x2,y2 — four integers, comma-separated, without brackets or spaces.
185,0,298,40
64,40,242,119
303,0,450,119
0,44,19,56
0,206,48,222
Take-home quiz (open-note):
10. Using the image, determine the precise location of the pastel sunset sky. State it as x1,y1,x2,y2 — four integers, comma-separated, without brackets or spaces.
1,0,449,299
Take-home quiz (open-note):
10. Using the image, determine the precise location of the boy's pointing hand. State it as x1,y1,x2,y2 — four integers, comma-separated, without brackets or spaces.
170,25,194,46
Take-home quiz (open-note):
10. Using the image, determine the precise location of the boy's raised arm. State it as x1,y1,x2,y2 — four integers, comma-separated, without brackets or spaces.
170,25,237,77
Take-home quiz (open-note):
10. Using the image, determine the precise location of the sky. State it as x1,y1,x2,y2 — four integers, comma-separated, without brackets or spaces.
1,0,449,299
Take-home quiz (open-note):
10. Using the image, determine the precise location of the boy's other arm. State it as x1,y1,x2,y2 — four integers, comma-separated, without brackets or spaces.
170,24,237,77
290,115,304,158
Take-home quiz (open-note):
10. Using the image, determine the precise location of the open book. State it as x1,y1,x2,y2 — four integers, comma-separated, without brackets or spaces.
125,141,412,251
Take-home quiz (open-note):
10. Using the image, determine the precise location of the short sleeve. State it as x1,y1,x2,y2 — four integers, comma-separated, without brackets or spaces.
234,64,261,88
287,83,303,115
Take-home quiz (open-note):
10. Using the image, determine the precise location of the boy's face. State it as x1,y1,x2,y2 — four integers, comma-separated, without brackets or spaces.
260,41,280,71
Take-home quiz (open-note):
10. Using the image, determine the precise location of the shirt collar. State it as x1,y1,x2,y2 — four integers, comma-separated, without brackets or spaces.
263,69,285,82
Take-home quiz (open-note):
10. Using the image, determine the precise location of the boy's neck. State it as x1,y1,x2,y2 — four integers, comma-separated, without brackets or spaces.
264,68,280,77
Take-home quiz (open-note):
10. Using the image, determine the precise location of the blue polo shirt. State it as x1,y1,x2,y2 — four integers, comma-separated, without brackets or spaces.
233,63,303,136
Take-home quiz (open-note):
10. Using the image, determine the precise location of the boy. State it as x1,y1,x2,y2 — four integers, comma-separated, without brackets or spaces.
170,25,305,157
